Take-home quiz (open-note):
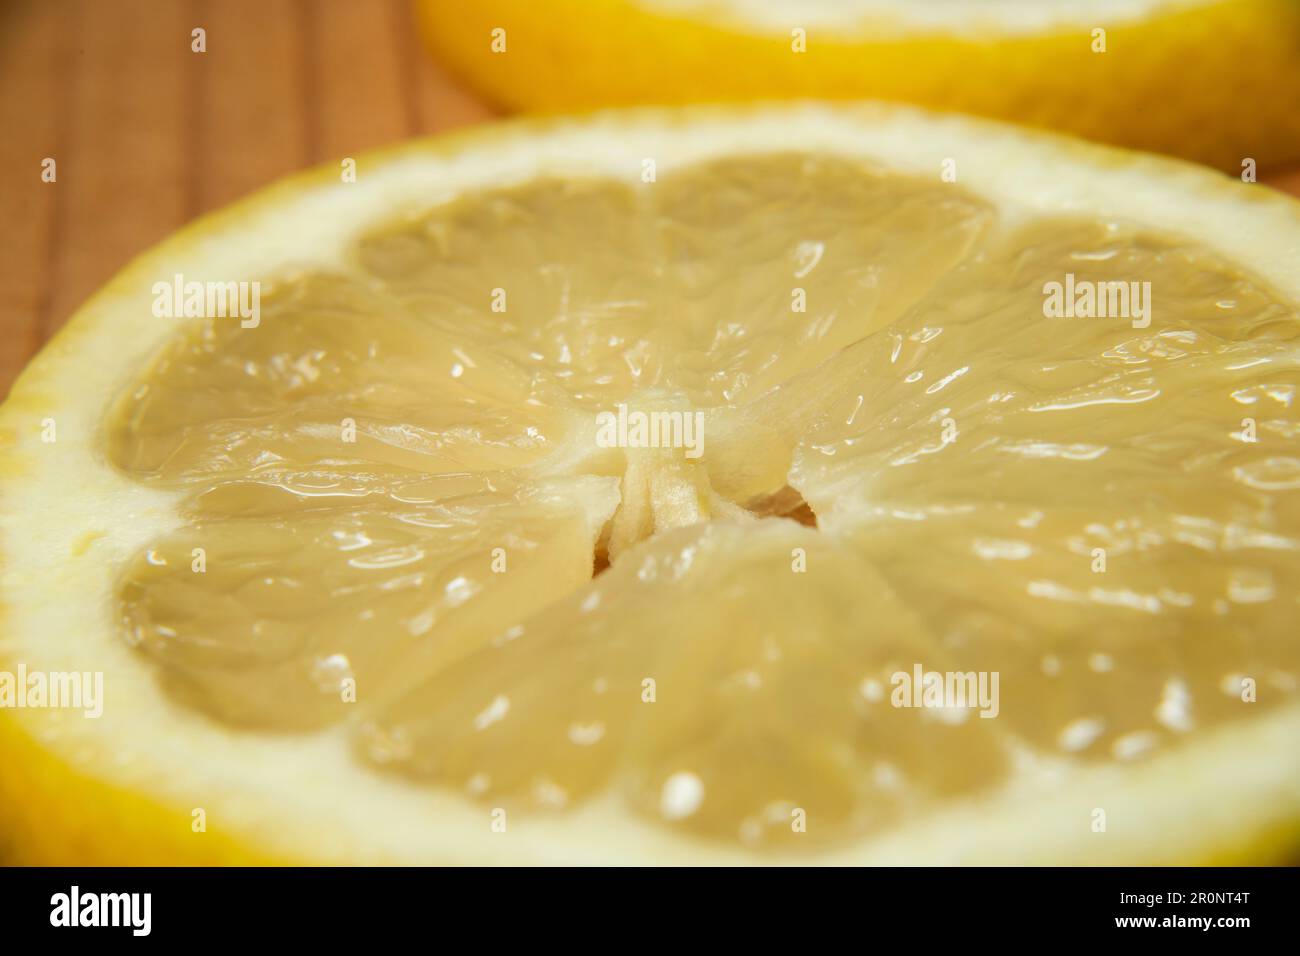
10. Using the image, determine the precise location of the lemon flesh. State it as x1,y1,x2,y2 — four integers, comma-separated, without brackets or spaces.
106,153,1300,854
3,105,1300,864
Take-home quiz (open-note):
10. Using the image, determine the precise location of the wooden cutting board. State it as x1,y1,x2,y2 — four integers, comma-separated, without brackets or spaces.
0,0,1295,399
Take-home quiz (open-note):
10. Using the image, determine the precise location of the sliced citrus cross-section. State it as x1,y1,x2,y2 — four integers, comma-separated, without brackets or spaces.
1,104,1299,864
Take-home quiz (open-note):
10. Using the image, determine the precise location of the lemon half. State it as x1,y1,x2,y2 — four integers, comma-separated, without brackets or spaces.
2,104,1300,864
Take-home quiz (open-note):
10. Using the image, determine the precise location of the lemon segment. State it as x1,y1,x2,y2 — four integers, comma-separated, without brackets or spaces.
361,519,1014,851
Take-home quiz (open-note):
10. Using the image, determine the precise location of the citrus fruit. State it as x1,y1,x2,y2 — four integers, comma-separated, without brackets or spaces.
414,0,1300,172
2,104,1299,864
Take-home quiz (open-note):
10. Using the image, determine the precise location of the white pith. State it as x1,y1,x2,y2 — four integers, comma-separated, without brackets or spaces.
636,0,1210,36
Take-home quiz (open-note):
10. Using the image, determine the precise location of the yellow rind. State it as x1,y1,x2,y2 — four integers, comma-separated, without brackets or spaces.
414,0,1300,171
0,709,280,865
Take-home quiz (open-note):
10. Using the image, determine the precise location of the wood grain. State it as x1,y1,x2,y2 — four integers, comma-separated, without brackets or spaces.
0,0,492,399
0,0,1294,400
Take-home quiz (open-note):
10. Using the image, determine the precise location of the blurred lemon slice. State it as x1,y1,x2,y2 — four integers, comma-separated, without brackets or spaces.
2,104,1299,864
415,0,1300,170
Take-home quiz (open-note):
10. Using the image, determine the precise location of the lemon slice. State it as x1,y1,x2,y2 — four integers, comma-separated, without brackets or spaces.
414,0,1300,170
2,104,1300,864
